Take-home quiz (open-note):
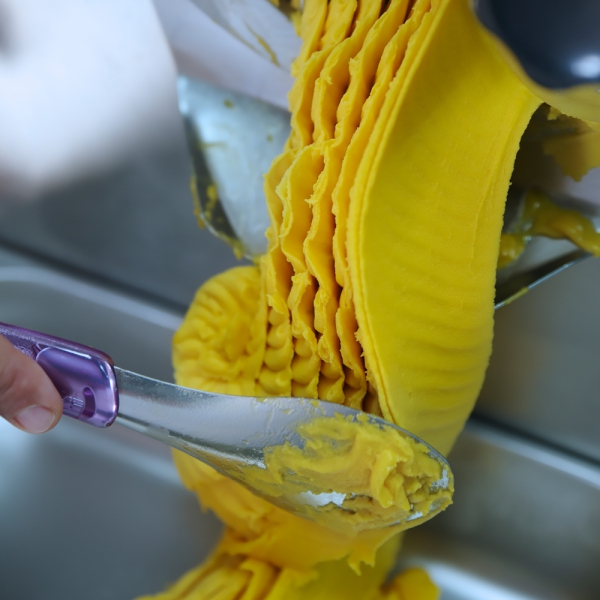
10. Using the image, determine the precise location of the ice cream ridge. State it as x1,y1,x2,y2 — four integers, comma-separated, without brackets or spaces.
138,0,600,599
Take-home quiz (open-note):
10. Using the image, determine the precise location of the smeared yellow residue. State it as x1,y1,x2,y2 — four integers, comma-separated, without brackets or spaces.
242,413,452,532
499,189,600,268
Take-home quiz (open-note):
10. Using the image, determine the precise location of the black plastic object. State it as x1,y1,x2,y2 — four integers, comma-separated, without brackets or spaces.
475,0,600,89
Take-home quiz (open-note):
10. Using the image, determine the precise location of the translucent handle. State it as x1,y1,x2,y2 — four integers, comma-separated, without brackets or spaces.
0,322,119,427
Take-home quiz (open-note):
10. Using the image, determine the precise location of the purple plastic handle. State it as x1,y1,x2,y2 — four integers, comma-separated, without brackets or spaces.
0,322,119,427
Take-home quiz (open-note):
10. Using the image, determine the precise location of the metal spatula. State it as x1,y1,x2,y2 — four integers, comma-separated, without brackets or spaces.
0,321,453,532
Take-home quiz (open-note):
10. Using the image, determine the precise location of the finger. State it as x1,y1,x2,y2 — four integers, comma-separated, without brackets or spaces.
0,334,63,433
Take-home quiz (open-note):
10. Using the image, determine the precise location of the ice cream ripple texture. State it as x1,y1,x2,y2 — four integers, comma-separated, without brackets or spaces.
138,0,600,598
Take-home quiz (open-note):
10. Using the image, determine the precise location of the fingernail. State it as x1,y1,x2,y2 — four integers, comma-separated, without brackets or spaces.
15,405,57,433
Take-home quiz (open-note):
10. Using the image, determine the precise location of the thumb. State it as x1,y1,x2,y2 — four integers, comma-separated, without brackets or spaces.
0,334,63,433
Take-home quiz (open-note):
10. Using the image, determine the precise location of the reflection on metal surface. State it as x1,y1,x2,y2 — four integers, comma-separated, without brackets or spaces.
188,0,302,71
481,253,600,465
179,80,600,300
178,76,290,258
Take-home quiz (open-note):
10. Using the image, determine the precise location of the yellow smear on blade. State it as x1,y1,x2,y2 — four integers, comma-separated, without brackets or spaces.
498,189,600,269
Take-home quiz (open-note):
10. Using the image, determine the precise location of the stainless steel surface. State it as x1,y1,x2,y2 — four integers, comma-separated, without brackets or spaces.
115,367,452,531
493,106,600,307
0,267,180,383
178,76,290,258
402,420,600,599
495,181,600,308
495,248,591,308
0,137,243,311
480,254,600,463
0,251,599,598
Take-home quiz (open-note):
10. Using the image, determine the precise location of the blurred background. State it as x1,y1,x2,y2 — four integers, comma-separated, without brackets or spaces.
0,0,292,310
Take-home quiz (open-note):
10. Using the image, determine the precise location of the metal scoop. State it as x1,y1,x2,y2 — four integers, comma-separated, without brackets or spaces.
0,322,453,532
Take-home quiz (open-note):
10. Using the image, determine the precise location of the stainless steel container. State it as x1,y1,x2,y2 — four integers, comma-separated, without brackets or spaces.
0,249,599,599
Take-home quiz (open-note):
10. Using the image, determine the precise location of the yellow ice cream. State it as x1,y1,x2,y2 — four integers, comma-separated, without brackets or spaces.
143,0,537,596
138,0,600,598
241,413,453,533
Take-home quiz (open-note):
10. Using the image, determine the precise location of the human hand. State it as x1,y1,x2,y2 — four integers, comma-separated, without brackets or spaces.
0,334,62,433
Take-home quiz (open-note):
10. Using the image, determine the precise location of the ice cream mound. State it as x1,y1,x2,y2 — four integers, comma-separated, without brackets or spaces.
136,0,600,598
